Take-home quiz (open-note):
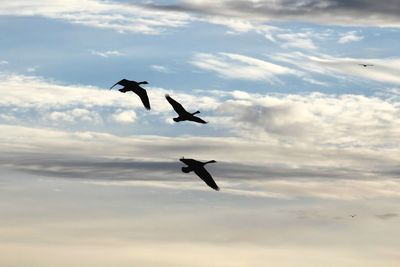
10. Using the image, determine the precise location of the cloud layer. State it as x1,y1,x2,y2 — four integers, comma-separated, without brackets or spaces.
152,0,400,27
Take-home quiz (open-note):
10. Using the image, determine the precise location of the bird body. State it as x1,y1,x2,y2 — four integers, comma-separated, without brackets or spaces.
110,79,151,110
165,94,207,124
180,158,219,191
359,64,374,67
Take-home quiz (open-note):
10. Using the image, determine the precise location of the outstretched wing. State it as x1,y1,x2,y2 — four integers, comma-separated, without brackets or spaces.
194,166,220,191
165,94,187,115
189,115,207,124
137,88,151,110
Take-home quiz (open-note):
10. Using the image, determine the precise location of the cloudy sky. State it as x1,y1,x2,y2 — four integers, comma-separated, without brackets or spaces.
1,0,400,266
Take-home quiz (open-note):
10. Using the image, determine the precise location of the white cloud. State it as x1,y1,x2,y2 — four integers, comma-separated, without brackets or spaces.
47,108,102,124
90,50,123,58
0,60,8,65
0,0,191,34
338,31,364,44
191,52,298,83
111,110,137,124
151,65,170,73
271,52,400,85
276,32,317,50
26,66,38,72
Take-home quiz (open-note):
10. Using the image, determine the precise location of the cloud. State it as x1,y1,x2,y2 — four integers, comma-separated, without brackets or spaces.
111,110,137,124
90,50,124,58
0,0,191,34
271,52,400,85
150,0,400,27
276,32,317,50
191,52,298,83
47,108,102,124
0,60,8,65
338,31,364,44
375,213,399,220
0,73,399,197
151,65,170,73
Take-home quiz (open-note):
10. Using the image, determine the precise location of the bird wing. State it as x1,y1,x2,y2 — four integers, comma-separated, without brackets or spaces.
165,94,187,115
189,115,207,124
137,88,151,110
194,166,219,191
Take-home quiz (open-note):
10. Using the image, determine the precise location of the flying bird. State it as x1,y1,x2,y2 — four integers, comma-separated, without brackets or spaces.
110,79,151,110
359,64,374,67
180,158,219,191
350,214,356,218
165,94,207,124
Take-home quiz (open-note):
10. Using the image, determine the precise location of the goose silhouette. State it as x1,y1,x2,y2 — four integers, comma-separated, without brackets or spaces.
180,157,219,191
110,79,151,110
359,64,374,67
165,94,207,124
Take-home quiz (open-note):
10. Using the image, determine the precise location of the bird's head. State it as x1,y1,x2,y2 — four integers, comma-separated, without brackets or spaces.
181,166,191,173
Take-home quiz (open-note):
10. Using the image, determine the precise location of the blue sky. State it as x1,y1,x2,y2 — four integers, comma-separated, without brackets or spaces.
1,1,400,266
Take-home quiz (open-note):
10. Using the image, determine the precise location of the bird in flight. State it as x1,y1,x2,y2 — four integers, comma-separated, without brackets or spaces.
359,64,374,67
110,79,151,110
350,214,356,218
165,94,207,124
180,157,219,191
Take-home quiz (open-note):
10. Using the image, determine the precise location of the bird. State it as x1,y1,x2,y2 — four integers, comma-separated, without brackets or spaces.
350,214,356,218
359,64,374,67
165,94,207,124
110,79,151,110
180,157,219,191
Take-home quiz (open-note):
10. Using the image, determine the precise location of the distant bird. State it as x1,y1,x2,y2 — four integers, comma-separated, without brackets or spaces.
165,94,207,124
110,79,151,110
350,214,356,218
180,157,219,191
359,64,374,67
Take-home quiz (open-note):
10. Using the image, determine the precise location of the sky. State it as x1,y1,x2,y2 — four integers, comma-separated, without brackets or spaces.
0,0,400,266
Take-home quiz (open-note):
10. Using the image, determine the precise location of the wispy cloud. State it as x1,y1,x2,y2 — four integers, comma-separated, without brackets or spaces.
0,60,8,65
375,213,399,220
191,52,298,83
276,32,317,50
272,52,400,85
338,31,364,44
0,0,191,34
90,50,124,58
151,65,170,73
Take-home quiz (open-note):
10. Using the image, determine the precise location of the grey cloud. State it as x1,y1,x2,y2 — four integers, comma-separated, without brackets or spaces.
146,0,400,27
0,152,391,184
375,213,399,220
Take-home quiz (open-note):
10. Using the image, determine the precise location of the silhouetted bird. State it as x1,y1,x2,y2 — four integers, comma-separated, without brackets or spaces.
110,79,151,110
350,214,356,218
165,94,207,124
359,64,374,67
180,157,219,191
